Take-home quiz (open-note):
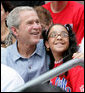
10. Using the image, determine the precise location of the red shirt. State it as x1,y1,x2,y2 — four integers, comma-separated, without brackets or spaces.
50,62,84,92
42,1,84,44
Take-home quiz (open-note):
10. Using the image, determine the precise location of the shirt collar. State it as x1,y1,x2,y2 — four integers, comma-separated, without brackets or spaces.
12,39,44,62
12,41,22,62
31,39,44,57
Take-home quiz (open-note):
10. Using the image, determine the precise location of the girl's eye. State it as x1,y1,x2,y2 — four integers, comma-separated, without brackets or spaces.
61,32,69,37
49,33,56,38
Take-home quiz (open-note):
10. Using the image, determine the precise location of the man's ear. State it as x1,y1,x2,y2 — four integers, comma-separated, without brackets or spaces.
45,41,50,49
11,27,18,37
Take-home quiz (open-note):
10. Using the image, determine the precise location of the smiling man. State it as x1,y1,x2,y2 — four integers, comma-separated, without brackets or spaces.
1,6,50,83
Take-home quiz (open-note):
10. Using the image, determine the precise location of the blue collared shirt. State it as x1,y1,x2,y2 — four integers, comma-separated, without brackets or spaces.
1,40,50,82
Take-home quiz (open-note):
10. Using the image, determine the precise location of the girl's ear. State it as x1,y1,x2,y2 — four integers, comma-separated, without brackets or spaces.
45,41,50,49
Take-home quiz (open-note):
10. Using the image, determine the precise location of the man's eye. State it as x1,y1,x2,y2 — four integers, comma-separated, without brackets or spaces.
36,20,40,24
26,21,33,25
28,22,33,24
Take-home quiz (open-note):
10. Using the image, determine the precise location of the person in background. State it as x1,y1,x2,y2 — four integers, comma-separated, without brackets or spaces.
42,24,84,92
10,1,45,7
42,1,84,45
1,6,50,83
34,6,53,31
1,63,24,92
1,1,16,48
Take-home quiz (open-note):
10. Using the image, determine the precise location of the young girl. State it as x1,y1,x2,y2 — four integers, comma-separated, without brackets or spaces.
42,24,84,92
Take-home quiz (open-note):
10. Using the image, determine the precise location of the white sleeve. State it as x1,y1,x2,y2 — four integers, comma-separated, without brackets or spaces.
78,38,84,53
5,73,24,92
1,64,25,92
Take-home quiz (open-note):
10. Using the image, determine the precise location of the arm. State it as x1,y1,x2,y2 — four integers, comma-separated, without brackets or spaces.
72,52,84,59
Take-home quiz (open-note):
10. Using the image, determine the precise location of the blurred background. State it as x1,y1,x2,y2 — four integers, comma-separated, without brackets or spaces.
45,1,84,4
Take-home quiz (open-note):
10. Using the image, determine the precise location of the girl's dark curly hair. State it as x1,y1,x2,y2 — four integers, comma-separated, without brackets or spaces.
42,24,78,71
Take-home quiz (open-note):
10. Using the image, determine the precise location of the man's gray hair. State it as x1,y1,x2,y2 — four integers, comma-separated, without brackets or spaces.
7,6,36,29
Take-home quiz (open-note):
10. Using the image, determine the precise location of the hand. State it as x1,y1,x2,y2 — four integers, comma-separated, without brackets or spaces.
72,52,84,59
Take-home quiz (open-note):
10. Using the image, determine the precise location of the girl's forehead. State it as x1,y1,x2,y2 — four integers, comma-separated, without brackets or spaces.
50,25,67,33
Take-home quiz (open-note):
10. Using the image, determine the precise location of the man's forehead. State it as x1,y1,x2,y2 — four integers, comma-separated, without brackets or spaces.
19,10,38,18
19,11,39,22
19,10,36,14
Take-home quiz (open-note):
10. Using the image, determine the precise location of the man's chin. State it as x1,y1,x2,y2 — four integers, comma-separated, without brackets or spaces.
32,39,40,45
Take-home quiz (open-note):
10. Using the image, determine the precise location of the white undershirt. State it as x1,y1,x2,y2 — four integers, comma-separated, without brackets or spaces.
55,58,63,64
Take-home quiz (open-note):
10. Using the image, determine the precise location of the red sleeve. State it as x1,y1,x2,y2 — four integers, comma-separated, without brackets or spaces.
42,2,51,11
69,66,84,92
73,5,84,45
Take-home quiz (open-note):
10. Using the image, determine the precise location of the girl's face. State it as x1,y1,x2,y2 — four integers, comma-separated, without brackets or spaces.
45,25,69,55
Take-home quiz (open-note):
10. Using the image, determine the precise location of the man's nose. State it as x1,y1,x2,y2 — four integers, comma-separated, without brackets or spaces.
33,22,40,26
33,22,41,29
